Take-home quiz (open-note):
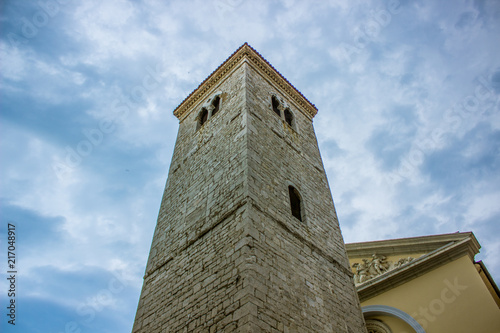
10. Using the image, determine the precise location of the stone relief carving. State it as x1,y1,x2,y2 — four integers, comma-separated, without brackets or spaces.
365,319,392,333
352,254,414,285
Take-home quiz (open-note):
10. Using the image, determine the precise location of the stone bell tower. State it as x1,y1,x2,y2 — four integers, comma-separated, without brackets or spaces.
132,43,366,333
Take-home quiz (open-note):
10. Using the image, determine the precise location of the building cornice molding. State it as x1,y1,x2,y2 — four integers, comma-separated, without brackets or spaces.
354,234,481,302
475,260,500,308
173,43,318,120
346,231,479,258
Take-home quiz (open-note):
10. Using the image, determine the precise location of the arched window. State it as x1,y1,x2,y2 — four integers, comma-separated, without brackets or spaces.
284,108,293,127
288,186,302,221
199,108,208,127
211,96,220,116
272,95,281,117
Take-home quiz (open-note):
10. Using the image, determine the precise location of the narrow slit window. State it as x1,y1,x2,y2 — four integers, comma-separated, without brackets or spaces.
272,95,281,117
284,108,293,127
288,186,302,221
199,108,208,127
211,96,220,116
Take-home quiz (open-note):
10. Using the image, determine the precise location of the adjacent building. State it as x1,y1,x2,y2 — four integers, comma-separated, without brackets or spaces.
346,232,500,332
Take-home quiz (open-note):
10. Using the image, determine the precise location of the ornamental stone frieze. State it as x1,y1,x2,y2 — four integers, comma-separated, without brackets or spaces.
352,254,414,285
365,319,392,333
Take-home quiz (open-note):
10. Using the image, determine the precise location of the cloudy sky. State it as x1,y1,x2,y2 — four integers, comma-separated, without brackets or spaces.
1,0,499,331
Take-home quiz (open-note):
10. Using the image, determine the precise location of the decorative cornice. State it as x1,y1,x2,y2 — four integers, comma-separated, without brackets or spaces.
475,260,500,308
173,43,318,120
346,231,480,258
354,234,481,302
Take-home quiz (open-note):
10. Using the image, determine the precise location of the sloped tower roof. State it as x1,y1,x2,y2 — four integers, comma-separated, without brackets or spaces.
173,42,318,120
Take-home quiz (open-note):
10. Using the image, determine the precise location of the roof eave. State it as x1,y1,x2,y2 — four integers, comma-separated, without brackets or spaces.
173,43,318,120
355,235,480,302
346,231,479,258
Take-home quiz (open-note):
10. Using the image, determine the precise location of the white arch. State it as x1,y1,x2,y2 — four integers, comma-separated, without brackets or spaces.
362,305,425,333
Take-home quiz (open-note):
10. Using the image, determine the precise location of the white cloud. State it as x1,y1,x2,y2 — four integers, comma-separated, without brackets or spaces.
1,0,500,330
0,43,28,81
464,192,500,226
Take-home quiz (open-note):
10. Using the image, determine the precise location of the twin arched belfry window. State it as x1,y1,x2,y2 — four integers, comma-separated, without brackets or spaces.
272,95,281,117
271,95,294,128
211,95,220,116
197,94,222,129
199,108,208,127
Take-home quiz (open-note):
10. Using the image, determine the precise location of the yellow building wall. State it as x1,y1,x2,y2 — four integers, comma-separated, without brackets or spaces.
361,255,500,332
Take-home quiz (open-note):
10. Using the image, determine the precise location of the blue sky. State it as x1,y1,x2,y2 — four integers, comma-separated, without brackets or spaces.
1,0,499,332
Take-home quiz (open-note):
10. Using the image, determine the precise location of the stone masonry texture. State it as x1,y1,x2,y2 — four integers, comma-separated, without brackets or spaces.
132,44,367,333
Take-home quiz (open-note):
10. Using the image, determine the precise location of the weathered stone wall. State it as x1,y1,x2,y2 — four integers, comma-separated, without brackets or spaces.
242,207,366,332
243,63,366,332
245,63,348,267
133,63,253,332
132,58,366,332
133,206,252,332
144,63,248,276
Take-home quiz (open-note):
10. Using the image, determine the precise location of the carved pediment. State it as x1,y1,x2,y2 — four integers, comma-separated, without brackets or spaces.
346,232,481,302
352,254,414,285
